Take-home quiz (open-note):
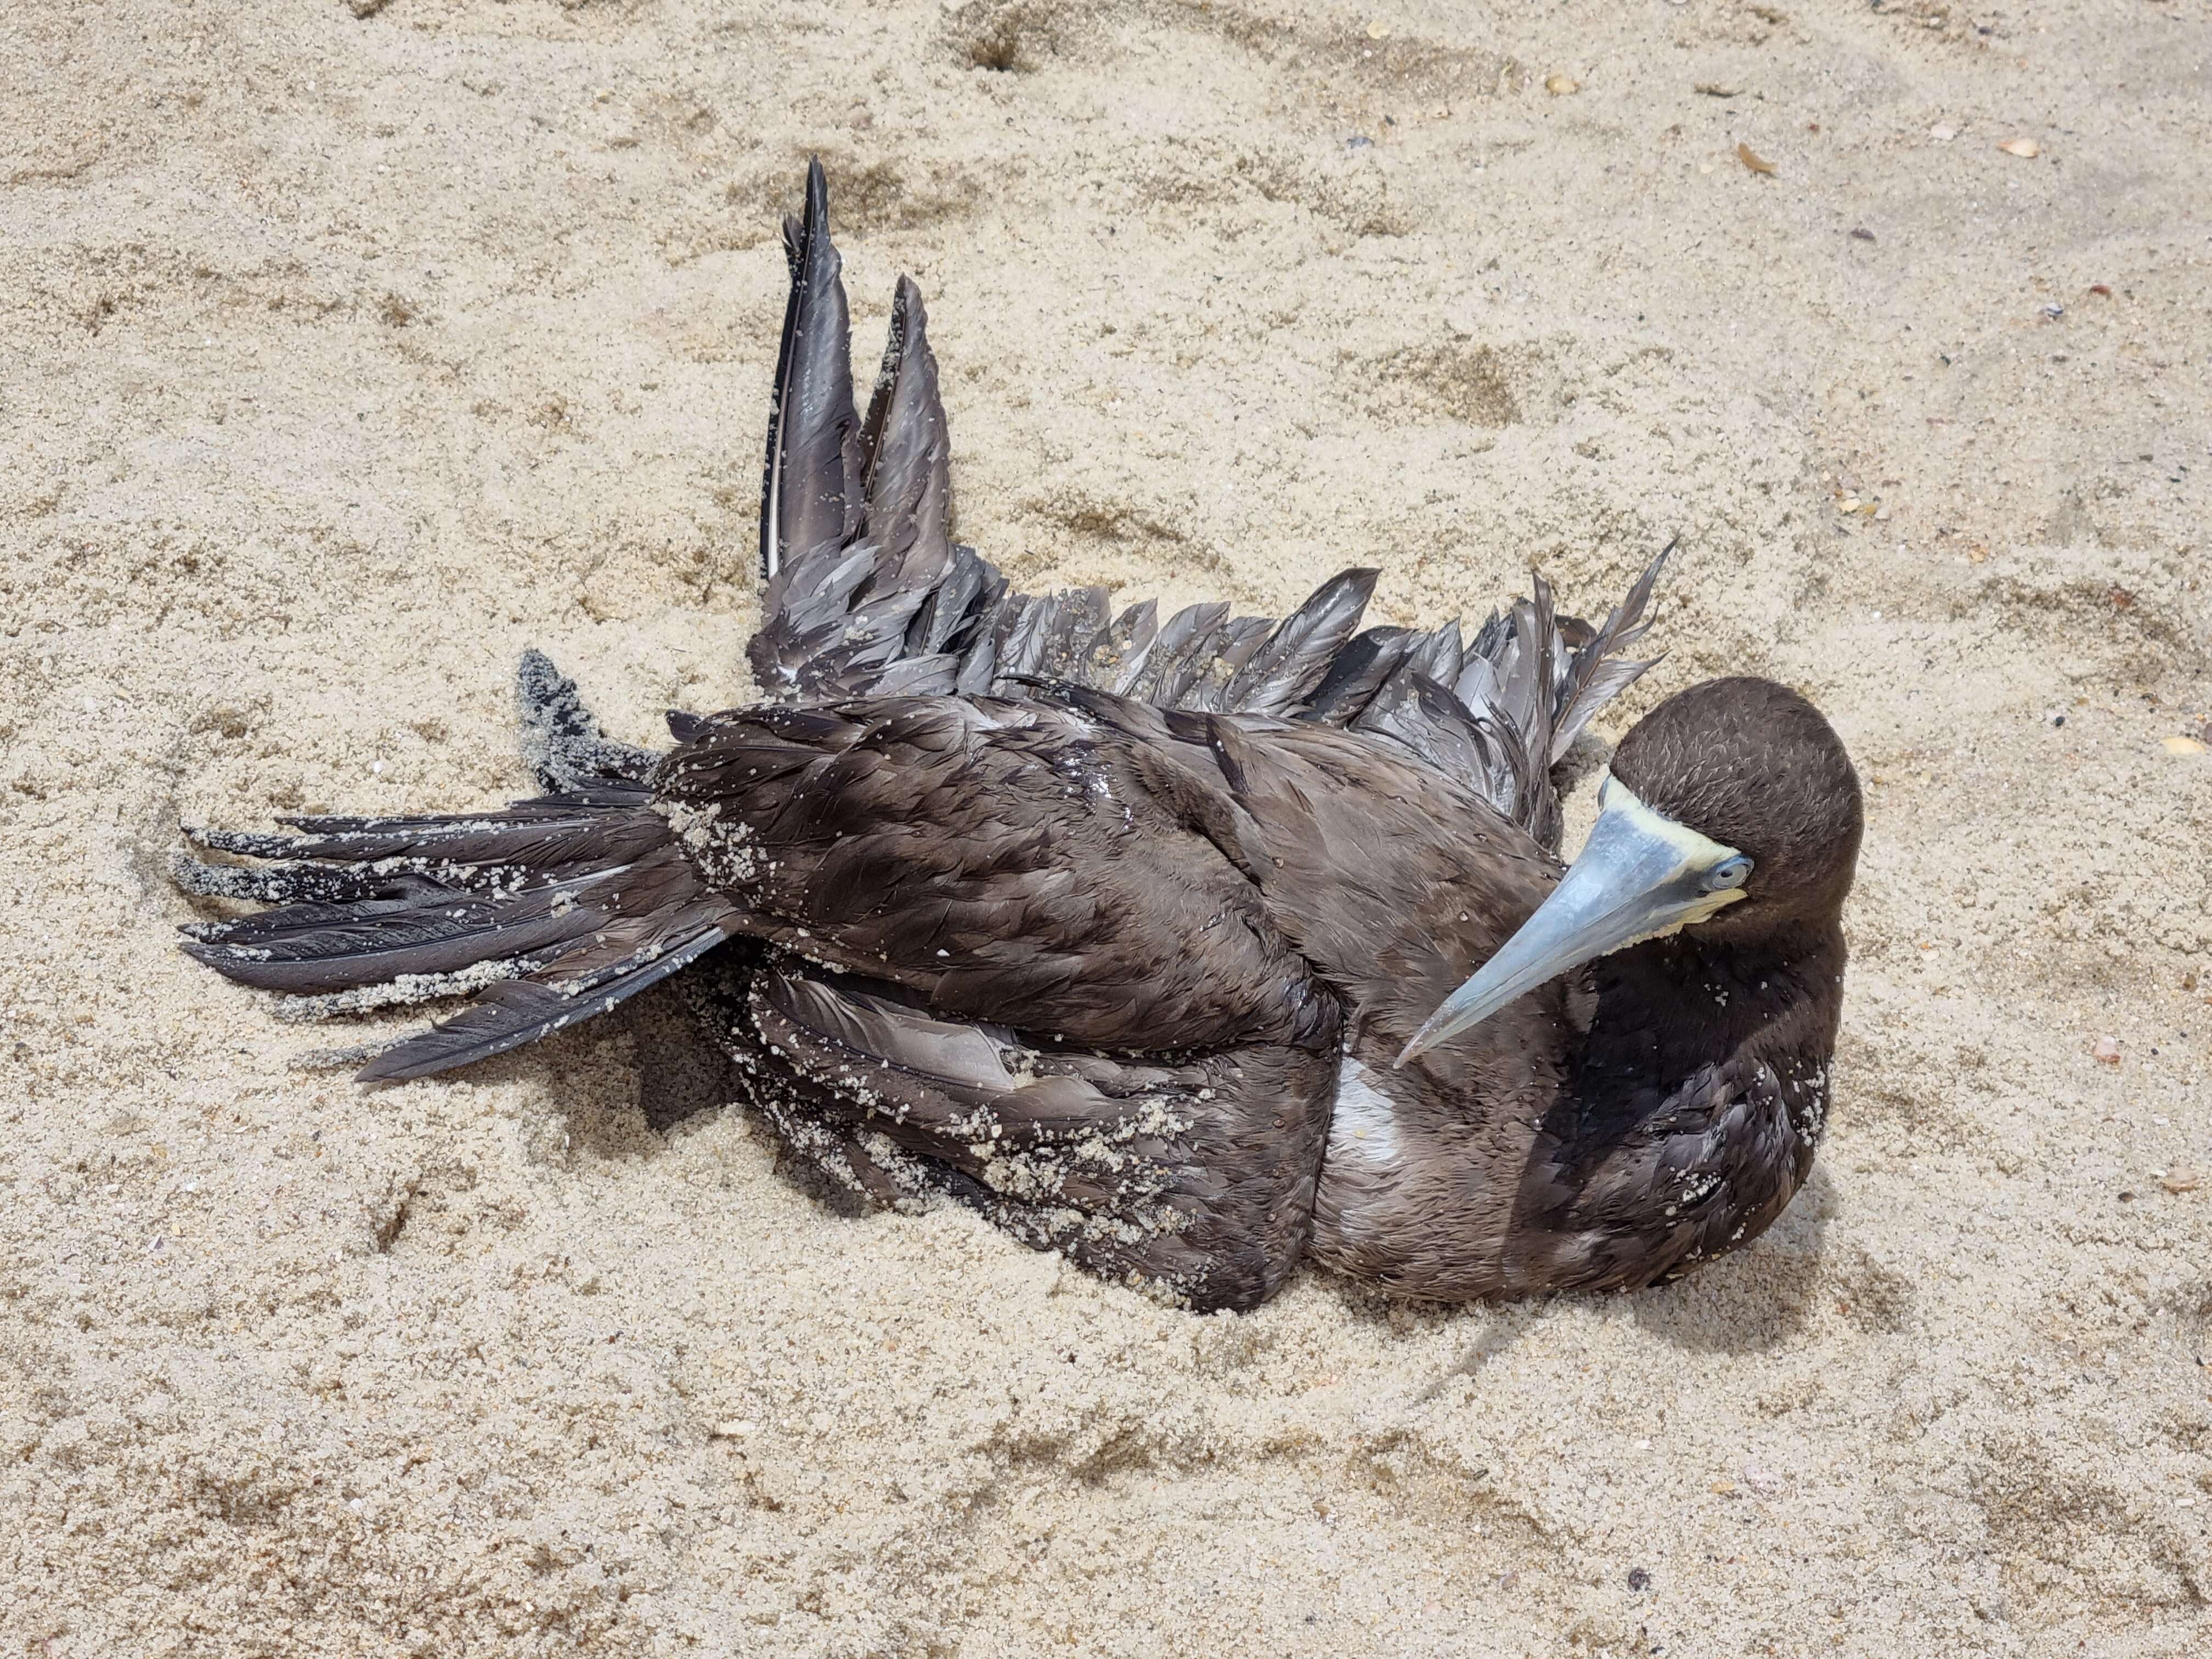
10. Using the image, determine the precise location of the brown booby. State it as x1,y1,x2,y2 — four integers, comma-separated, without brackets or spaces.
173,163,1862,1312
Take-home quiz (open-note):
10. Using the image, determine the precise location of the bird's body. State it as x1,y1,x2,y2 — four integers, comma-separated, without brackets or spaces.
174,165,1861,1312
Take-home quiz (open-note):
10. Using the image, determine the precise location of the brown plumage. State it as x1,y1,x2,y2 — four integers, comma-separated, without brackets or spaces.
172,163,1861,1312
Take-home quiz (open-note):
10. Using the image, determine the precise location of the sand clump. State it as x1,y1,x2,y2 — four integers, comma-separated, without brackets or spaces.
3,2,2210,1655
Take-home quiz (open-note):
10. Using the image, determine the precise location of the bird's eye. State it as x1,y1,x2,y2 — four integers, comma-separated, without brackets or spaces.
1703,856,1753,893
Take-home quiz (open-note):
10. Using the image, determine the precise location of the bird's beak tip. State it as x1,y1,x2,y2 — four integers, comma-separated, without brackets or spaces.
1392,1025,1440,1069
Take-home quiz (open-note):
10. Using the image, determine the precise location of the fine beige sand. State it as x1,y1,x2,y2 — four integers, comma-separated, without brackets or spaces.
5,2,2210,1654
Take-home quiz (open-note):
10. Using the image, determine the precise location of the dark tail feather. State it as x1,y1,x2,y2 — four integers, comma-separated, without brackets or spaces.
1221,568,1379,715
758,156,863,591
184,787,664,872
178,795,740,1081
358,927,729,1081
751,178,963,703
742,167,1402,720
861,276,953,596
182,886,585,994
1311,551,1670,849
1549,541,1669,761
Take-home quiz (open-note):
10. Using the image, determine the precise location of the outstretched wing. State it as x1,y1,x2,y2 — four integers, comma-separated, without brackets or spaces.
744,160,1664,849
749,164,1379,718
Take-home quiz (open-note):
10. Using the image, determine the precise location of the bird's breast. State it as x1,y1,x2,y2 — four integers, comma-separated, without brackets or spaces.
1305,1049,1532,1299
1322,1054,1407,1175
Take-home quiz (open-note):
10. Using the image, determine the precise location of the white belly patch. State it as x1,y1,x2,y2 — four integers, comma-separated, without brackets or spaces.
1326,1056,1404,1171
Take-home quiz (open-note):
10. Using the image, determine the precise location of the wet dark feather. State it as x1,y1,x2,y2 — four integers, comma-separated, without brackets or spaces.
170,161,1849,1316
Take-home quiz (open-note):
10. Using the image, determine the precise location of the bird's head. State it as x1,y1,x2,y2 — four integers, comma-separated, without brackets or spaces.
1398,676,1862,1064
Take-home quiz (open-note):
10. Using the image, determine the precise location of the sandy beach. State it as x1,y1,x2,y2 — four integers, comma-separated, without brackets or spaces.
3,1,2209,1653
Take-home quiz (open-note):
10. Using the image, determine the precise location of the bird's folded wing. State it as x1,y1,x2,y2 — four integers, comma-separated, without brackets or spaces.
725,956,1335,1311
1157,707,1567,1052
654,695,1336,1056
746,160,1666,849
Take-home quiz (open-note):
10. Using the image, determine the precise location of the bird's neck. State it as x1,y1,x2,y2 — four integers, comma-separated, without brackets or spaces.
1576,921,1844,1114
1316,922,1848,1301
1502,921,1846,1293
